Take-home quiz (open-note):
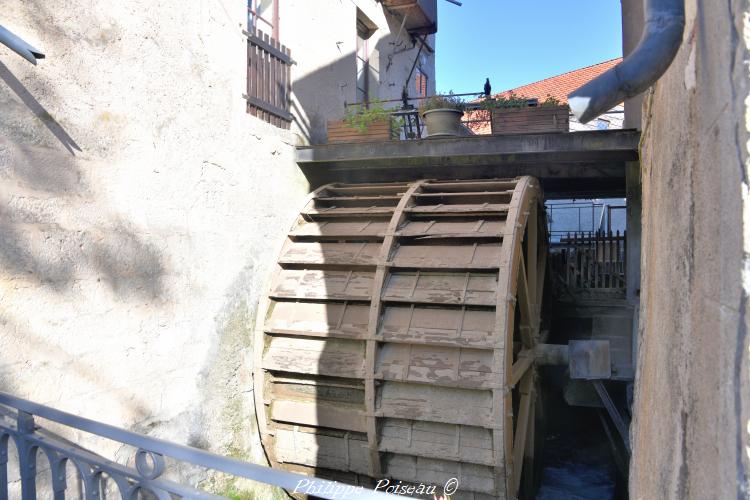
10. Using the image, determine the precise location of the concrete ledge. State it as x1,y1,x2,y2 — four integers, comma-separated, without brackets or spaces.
296,130,640,198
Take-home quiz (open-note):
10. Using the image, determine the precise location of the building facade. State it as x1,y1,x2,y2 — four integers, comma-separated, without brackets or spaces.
0,0,434,495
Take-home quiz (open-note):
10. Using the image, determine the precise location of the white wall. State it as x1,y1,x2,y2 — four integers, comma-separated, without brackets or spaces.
282,0,436,143
0,0,308,496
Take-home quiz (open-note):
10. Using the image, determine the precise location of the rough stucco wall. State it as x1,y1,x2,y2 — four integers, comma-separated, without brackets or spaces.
632,0,750,497
283,0,436,144
0,0,308,494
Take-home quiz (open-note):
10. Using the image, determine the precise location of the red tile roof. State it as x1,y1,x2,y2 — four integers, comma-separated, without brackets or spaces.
465,58,622,134
494,57,622,104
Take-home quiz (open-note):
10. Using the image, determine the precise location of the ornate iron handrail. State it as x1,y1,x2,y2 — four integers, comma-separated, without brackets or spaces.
0,392,397,499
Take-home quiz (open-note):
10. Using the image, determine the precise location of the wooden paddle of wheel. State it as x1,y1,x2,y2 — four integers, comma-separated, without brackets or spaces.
254,177,547,499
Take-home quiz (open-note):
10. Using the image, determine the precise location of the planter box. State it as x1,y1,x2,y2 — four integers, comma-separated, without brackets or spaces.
327,119,392,143
490,105,569,134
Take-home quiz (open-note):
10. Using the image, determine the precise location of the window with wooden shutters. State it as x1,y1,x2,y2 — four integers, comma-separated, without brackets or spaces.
244,0,292,128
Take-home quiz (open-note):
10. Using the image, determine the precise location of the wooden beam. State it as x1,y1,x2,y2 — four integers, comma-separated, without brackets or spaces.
364,180,426,477
511,372,534,498
517,251,534,348
510,352,534,388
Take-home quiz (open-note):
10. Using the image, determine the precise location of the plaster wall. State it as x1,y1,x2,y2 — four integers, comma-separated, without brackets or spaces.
631,0,750,497
0,0,312,495
283,0,436,144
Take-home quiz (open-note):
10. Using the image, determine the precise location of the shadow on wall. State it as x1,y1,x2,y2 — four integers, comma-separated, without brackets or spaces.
0,61,81,155
0,45,168,403
292,35,415,145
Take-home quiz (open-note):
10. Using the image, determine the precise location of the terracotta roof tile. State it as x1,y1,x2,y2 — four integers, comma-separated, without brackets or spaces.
493,57,622,104
465,58,622,134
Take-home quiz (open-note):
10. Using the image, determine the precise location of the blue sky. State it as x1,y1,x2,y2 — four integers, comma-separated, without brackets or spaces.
435,0,623,94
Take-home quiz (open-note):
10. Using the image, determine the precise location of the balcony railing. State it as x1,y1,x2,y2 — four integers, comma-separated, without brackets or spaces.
0,392,394,499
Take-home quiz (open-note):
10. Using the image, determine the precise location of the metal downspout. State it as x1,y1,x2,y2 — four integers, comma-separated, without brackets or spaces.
568,0,685,123
0,25,45,65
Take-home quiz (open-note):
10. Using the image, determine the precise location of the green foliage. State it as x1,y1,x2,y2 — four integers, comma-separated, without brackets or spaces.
390,116,405,138
480,92,529,110
223,486,254,500
343,101,392,133
420,91,466,112
540,94,562,107
478,92,566,111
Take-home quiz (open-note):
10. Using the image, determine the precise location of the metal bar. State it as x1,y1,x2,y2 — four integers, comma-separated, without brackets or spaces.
243,94,293,121
344,91,483,107
0,392,398,500
592,381,631,453
0,25,45,65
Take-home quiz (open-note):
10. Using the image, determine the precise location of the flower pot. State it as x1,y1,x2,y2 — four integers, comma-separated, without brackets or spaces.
421,108,464,137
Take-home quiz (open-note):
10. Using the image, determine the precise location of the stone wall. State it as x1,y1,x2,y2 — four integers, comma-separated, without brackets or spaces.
631,0,750,497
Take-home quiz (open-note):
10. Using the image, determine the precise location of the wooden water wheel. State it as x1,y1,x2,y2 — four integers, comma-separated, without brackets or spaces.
254,177,547,499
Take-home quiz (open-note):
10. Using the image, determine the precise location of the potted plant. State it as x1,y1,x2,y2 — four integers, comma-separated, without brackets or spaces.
327,101,394,143
420,92,466,137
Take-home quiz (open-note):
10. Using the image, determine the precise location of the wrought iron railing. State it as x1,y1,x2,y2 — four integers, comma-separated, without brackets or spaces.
0,392,394,499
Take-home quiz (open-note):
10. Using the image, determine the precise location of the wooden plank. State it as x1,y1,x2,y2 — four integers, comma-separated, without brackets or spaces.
278,241,380,266
270,269,374,300
291,219,389,240
303,206,395,217
243,29,293,64
382,272,498,306
382,454,496,495
379,418,495,466
375,343,497,389
406,204,510,215
421,180,517,192
271,400,367,433
263,336,366,378
250,40,255,115
391,243,502,269
262,32,271,123
399,219,505,239
283,44,290,129
376,382,494,428
380,306,496,348
275,428,370,475
266,301,370,339
324,183,409,196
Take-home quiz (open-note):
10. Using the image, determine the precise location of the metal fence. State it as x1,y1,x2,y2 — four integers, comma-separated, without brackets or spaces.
549,231,627,290
546,202,626,243
0,392,394,500
243,28,292,128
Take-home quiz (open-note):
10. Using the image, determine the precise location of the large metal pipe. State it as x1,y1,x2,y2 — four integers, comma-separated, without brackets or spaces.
568,0,684,123
0,25,45,65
